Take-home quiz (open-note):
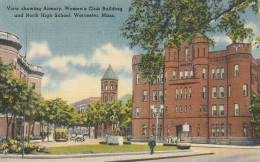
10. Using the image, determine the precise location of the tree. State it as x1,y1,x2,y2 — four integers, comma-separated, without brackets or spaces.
121,0,259,81
250,92,260,137
0,59,28,139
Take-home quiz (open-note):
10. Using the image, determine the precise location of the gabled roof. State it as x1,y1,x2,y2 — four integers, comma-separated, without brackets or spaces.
101,64,118,80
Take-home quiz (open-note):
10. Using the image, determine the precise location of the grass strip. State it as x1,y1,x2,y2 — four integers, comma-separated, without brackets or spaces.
34,144,177,155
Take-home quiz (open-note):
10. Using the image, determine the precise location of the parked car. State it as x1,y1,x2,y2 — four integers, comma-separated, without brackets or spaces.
75,134,85,142
70,134,77,141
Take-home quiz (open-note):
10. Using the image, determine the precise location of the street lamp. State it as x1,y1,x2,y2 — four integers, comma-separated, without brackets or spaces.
150,104,164,142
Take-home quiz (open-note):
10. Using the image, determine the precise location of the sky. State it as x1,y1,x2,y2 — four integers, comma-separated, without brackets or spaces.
0,0,259,104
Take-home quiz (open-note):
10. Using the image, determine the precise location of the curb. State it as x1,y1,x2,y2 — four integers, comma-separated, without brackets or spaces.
0,150,207,160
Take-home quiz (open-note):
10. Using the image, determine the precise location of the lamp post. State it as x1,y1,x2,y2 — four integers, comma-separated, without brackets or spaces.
150,104,164,142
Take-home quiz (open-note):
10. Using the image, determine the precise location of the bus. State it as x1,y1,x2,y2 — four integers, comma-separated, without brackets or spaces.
55,129,68,142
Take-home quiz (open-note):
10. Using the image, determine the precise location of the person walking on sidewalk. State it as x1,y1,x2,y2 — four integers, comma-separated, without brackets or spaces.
148,137,156,155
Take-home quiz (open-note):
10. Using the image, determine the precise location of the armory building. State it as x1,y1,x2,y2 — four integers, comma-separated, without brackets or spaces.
132,34,260,145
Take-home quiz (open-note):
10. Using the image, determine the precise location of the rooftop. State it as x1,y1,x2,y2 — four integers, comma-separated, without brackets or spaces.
101,64,118,80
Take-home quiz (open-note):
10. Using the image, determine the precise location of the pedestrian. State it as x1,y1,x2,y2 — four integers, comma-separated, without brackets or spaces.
148,137,156,155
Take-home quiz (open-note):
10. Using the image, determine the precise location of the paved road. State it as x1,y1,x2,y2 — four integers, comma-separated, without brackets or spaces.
150,147,260,162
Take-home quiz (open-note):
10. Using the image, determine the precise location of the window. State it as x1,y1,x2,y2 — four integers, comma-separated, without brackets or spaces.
243,123,248,137
164,89,167,100
153,91,157,101
235,104,239,115
185,48,189,61
180,88,183,99
189,87,192,98
243,84,247,96
165,72,167,82
197,48,200,57
189,105,192,111
185,71,189,79
228,85,231,97
136,73,140,84
212,124,215,137
167,126,170,136
176,106,178,112
176,88,178,99
152,125,155,136
221,68,224,79
211,69,215,79
111,84,114,90
190,70,194,78
200,105,202,112
160,73,164,83
197,124,200,137
216,124,220,137
221,124,225,136
159,90,163,101
180,71,183,79
136,107,140,118
216,68,220,79
173,70,176,80
105,84,108,90
202,86,206,98
202,68,206,79
31,82,36,89
184,87,187,99
219,105,224,115
142,125,147,136
212,87,217,98
212,105,217,115
229,123,232,137
143,91,147,101
219,86,224,98
235,65,239,76
180,105,183,112
185,105,187,112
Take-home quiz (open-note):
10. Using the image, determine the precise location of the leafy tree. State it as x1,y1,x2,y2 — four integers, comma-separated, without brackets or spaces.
0,59,28,139
121,0,259,81
250,92,260,137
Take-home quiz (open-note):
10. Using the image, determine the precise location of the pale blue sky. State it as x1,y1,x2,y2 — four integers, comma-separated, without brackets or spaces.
0,0,259,103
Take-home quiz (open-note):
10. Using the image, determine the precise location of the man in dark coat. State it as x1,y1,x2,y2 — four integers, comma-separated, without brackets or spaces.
148,137,156,155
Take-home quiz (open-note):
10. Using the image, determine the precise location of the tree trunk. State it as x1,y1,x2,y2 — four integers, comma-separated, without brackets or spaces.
41,122,44,142
31,121,35,136
89,126,91,138
95,126,98,139
5,112,13,139
28,120,31,143
47,123,50,142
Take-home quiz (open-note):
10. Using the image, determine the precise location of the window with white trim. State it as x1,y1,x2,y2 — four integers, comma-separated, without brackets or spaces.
143,91,147,101
216,68,220,79
136,107,140,118
176,106,178,112
136,73,140,84
235,104,239,115
180,71,183,79
173,70,176,80
185,71,189,79
219,104,224,115
184,87,187,99
211,68,215,79
235,65,239,76
202,86,206,98
189,87,192,98
202,68,206,79
190,70,194,78
153,90,157,101
176,88,178,99
221,68,224,79
212,87,217,98
219,86,224,98
185,48,189,61
142,125,147,136
212,105,217,115
180,88,183,99
159,90,163,101
228,85,231,97
243,84,247,96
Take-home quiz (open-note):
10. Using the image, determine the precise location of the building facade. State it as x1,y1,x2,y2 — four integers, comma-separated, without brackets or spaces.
132,34,260,145
72,97,101,113
0,30,44,138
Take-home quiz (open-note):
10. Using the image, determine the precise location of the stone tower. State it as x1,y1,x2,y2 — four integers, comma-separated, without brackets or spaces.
101,64,118,104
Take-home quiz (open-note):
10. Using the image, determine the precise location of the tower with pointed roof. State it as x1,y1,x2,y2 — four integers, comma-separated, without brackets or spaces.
101,64,119,104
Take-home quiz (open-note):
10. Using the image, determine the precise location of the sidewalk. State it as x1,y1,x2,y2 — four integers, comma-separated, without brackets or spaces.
0,150,214,161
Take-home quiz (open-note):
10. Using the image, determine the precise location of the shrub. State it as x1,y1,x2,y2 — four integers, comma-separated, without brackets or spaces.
163,143,178,146
0,139,47,154
108,143,119,145
99,141,107,144
123,141,131,145
177,144,190,150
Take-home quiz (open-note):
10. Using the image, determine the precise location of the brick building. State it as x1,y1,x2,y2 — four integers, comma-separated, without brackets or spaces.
132,34,260,145
72,97,101,113
0,30,44,138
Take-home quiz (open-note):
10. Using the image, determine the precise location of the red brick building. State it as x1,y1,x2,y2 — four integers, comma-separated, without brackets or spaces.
0,30,44,138
72,97,101,113
132,34,260,145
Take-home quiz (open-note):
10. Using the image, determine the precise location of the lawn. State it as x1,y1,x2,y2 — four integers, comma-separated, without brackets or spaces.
35,144,178,155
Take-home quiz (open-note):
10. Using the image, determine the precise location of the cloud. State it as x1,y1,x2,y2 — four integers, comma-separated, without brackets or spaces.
43,55,87,74
91,43,134,73
245,22,259,35
212,36,232,45
27,41,51,59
